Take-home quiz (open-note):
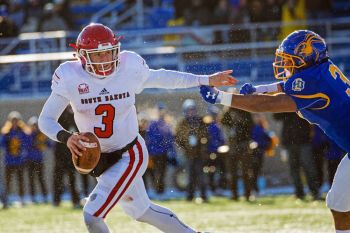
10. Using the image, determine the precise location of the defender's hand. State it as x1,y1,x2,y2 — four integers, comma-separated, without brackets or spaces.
208,70,238,87
200,86,221,104
240,83,256,95
66,133,90,160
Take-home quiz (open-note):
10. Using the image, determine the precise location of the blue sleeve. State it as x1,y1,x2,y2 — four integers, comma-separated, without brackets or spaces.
0,135,4,147
209,124,225,147
46,137,53,148
165,125,175,151
144,125,152,148
284,75,330,110
167,131,177,158
20,133,31,155
251,126,260,141
23,134,30,149
217,127,225,146
252,125,270,150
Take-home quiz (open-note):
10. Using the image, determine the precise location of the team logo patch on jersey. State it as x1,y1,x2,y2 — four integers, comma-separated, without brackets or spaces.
292,78,305,91
78,83,89,94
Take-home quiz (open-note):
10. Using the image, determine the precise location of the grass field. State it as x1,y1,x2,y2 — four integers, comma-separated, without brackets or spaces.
0,195,333,233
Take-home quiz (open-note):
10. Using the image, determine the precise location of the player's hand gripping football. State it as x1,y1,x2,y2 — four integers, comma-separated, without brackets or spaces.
66,133,90,160
208,70,238,87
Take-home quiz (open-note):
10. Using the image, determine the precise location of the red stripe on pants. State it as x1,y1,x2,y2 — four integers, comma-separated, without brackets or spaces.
93,146,136,217
102,141,144,218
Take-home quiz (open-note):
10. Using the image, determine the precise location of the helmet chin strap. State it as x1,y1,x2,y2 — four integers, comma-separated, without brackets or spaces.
96,65,112,72
90,62,116,78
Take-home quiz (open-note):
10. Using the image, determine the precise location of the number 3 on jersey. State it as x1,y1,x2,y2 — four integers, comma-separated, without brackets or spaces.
94,104,115,138
329,64,350,96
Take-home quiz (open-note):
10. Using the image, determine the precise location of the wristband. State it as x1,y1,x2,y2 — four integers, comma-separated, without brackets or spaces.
57,130,73,144
255,82,281,94
217,91,233,106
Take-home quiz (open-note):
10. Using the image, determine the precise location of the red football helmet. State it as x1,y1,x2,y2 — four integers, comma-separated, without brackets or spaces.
70,23,121,78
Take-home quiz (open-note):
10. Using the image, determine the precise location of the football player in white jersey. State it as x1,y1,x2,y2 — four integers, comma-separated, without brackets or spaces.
38,23,236,233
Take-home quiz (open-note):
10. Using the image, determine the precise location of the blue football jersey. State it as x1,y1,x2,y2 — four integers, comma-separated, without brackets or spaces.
284,60,350,153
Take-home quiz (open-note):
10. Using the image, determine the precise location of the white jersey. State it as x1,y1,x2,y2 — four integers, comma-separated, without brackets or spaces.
44,50,209,152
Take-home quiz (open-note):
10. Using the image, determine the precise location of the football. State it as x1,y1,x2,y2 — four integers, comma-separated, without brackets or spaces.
72,132,101,174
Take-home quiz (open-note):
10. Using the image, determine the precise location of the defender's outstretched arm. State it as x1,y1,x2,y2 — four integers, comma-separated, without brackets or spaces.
200,86,296,113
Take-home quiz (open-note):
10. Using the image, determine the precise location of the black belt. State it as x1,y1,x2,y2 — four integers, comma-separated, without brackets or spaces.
90,137,138,177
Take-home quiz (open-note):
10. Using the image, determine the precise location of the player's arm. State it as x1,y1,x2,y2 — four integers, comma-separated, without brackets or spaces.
144,69,237,89
38,92,70,141
230,93,296,112
200,86,296,113
132,52,237,93
240,82,285,95
38,93,89,158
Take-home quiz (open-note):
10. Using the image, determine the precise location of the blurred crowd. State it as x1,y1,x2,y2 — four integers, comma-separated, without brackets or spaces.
0,0,338,40
0,98,346,210
0,108,95,209
139,99,345,203
0,0,74,37
174,0,332,43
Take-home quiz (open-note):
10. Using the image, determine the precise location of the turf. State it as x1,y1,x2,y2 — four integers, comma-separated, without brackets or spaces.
0,195,333,233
